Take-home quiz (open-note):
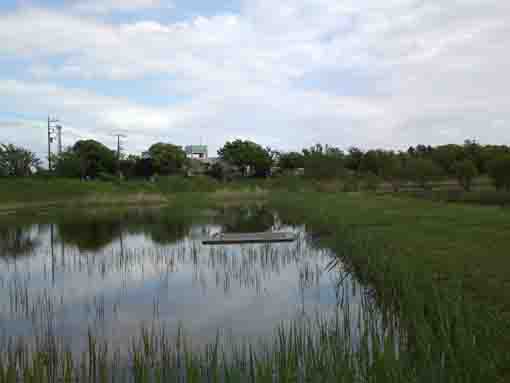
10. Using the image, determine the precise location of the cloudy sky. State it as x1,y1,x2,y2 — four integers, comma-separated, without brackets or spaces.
0,0,509,160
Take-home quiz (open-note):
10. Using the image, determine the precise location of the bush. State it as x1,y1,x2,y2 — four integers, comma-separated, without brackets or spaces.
453,159,478,191
362,172,381,191
342,176,360,192
156,175,219,193
97,172,120,183
405,158,442,189
488,155,510,191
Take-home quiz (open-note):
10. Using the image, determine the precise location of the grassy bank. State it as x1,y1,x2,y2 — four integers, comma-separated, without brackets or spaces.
0,177,268,213
270,192,510,379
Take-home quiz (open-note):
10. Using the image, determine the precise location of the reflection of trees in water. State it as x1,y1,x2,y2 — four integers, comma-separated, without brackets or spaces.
0,226,40,258
55,206,277,252
217,205,276,233
58,219,122,252
124,209,194,245
2,206,280,256
56,209,195,251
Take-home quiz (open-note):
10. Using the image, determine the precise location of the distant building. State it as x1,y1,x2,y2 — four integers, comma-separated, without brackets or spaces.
185,145,208,161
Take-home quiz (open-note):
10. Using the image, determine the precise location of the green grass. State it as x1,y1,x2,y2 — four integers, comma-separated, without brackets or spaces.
270,192,510,379
0,178,160,205
1,184,510,381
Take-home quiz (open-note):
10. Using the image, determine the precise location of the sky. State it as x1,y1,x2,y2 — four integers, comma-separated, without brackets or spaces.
0,0,509,160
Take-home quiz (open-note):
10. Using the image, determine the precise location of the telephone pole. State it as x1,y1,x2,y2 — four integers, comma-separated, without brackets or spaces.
113,134,127,178
56,125,63,155
47,116,59,171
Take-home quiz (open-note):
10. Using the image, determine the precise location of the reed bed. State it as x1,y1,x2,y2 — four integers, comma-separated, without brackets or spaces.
1,198,506,382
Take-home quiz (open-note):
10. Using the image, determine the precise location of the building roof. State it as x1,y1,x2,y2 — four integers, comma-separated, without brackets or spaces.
185,145,208,154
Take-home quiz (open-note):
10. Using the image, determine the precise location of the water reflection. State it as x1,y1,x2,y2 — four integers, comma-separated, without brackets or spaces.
0,226,41,258
0,207,379,353
216,205,276,233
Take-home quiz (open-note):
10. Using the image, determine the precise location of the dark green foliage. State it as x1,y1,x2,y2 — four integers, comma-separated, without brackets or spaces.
156,175,219,193
144,143,187,175
344,147,363,172
302,144,345,179
218,140,273,177
487,154,510,190
64,140,117,179
277,151,305,170
119,155,139,179
0,144,41,177
54,148,82,178
430,144,465,175
453,159,478,191
404,158,442,189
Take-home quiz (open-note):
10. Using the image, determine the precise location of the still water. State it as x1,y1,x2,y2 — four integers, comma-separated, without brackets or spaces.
0,206,372,352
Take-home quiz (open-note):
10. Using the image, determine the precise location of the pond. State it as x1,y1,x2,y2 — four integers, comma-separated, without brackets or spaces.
0,205,383,354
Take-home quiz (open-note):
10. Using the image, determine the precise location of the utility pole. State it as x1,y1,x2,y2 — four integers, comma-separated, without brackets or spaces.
113,134,127,178
47,116,59,171
56,125,63,155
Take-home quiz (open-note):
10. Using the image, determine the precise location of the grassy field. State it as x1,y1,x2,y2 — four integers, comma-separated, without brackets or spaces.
270,192,510,378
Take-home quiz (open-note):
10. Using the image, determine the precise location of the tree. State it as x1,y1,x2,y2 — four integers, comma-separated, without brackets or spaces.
405,158,442,189
345,147,364,172
134,157,155,179
54,141,116,179
463,139,484,173
487,155,510,191
278,152,305,170
0,146,6,177
431,144,465,175
302,144,345,179
144,143,187,175
54,149,82,178
380,155,406,192
218,140,273,177
119,155,141,179
453,159,478,191
0,144,41,177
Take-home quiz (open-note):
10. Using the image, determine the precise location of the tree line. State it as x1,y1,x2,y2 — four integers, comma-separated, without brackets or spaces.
2,139,510,191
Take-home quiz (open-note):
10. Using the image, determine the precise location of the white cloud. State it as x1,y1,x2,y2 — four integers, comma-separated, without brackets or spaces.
0,0,509,156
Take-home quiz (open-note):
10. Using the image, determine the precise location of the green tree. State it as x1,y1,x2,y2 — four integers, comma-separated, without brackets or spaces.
405,158,442,189
453,159,478,191
67,140,116,179
144,143,187,175
431,144,465,175
218,140,273,177
278,151,305,170
54,149,82,178
380,155,406,192
302,144,345,179
119,155,141,179
345,147,364,172
0,144,41,177
463,139,484,173
487,155,510,191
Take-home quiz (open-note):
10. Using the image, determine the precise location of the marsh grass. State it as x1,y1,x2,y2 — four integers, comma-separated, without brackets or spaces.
0,289,402,383
271,192,509,381
0,224,503,382
1,195,508,381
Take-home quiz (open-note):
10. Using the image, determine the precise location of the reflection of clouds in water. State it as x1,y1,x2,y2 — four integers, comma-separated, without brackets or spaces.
0,211,378,352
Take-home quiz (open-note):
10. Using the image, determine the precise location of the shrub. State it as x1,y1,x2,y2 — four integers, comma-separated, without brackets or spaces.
404,158,442,189
453,159,478,191
487,155,510,191
362,172,381,191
